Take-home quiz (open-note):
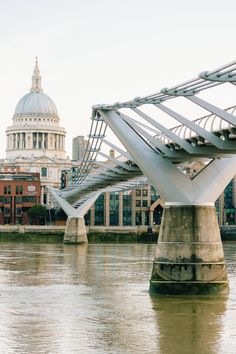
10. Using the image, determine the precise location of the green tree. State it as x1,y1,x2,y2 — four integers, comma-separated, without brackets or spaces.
27,205,47,225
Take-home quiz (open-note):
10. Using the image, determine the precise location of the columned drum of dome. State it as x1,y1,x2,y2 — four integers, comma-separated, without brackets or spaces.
6,58,66,160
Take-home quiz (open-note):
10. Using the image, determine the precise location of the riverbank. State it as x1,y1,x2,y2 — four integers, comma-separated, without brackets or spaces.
0,224,235,243
0,225,159,243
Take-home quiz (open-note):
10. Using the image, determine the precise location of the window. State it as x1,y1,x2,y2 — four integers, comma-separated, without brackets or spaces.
16,207,22,215
33,132,37,148
20,185,23,194
136,189,141,196
4,207,10,215
4,197,11,204
151,186,159,203
22,196,37,203
144,211,149,225
84,210,91,226
94,194,104,225
41,167,47,177
15,196,22,204
224,180,235,224
110,192,119,226
7,185,11,195
123,191,132,226
135,211,142,225
142,200,148,207
142,189,148,197
136,200,141,207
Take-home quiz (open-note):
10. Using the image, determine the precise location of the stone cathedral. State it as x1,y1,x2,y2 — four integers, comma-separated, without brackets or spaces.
4,58,73,204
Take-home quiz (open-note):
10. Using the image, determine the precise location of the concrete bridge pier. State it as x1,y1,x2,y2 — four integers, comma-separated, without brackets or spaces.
48,187,101,244
150,204,228,295
64,216,87,244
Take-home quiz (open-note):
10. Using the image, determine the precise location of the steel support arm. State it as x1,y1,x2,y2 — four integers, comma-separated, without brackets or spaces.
99,109,193,203
187,96,236,125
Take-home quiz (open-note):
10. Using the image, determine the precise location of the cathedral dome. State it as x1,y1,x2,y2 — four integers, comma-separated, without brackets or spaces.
6,57,66,161
13,56,58,117
14,92,58,115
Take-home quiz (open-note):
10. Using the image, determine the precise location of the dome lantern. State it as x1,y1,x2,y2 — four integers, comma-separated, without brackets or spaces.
30,56,43,93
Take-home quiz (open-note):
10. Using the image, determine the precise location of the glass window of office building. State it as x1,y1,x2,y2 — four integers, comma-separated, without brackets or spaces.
144,210,149,225
224,180,235,224
94,194,104,225
135,211,142,225
110,192,119,226
123,190,132,226
84,209,91,226
142,189,148,197
151,186,159,203
136,189,141,197
215,198,220,220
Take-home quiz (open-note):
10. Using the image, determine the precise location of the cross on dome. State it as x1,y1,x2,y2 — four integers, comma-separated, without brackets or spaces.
30,56,43,93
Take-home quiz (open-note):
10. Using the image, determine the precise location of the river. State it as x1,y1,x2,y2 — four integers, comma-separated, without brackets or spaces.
0,241,235,354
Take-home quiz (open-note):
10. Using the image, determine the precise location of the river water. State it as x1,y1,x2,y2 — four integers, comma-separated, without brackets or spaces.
0,242,236,354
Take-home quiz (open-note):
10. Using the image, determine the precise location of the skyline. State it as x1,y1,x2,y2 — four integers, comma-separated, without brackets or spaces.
0,0,235,158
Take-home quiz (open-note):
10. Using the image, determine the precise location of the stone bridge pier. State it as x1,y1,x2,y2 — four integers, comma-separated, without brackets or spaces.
99,109,236,295
49,187,100,244
64,216,87,244
150,204,228,295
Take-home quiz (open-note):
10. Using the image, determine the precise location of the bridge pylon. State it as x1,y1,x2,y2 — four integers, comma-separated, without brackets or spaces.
49,187,100,244
64,216,87,244
99,109,236,295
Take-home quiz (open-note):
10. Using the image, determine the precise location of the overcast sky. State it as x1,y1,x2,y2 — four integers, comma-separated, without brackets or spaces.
0,0,235,158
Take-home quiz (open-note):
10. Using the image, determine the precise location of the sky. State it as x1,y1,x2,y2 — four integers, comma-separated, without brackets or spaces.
0,0,235,158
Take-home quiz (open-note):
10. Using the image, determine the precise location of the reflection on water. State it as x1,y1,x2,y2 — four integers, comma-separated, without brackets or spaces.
0,242,235,353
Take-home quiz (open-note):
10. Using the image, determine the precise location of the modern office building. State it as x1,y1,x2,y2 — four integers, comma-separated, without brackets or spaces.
72,136,88,161
85,186,163,227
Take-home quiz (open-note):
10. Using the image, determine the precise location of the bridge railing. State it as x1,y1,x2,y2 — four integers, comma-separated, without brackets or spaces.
158,105,236,145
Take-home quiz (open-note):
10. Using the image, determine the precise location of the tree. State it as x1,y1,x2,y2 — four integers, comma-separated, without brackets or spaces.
27,205,47,225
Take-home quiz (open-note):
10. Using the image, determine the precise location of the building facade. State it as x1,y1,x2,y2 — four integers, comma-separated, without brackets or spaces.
85,183,236,227
82,186,163,227
0,169,41,224
215,177,236,225
72,136,88,161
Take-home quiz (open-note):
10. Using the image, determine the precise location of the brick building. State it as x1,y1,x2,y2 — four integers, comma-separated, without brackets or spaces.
0,171,41,224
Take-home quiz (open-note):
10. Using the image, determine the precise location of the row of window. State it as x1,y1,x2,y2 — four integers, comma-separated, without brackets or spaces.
136,200,149,207
87,209,151,226
136,189,148,197
4,185,24,195
93,193,150,226
0,196,37,203
16,118,57,123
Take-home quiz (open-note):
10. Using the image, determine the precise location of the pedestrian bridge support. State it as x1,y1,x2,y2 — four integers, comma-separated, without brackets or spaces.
49,188,100,243
64,216,87,244
99,109,236,295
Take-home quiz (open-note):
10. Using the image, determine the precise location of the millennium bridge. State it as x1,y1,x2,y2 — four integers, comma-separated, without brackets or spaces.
49,61,236,295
